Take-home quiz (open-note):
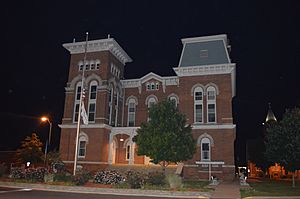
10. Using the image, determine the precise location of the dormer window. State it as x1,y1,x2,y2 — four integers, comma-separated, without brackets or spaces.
146,82,159,91
200,50,208,58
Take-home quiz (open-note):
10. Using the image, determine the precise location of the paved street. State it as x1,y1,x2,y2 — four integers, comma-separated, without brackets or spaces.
0,188,203,199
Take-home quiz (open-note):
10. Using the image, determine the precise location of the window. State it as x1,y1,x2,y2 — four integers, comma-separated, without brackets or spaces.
156,83,159,90
95,60,100,70
74,104,80,122
147,97,157,108
108,86,113,125
89,84,97,100
127,98,136,127
195,104,203,122
126,144,131,160
78,141,86,157
78,133,88,158
88,81,97,122
78,61,84,71
200,50,208,58
85,61,90,71
73,83,82,122
114,91,119,127
208,104,216,122
151,83,155,90
201,138,210,161
90,60,95,70
146,96,157,121
76,85,82,100
194,87,203,123
146,83,151,90
88,103,96,122
168,94,179,107
207,86,216,123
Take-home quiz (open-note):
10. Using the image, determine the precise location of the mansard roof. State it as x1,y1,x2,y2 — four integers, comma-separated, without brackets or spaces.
63,38,132,65
179,34,231,67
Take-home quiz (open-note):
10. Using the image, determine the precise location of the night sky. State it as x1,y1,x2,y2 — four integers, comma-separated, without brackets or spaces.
1,1,300,164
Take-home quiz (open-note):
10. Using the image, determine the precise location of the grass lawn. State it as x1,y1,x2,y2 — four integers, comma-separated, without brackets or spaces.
241,179,300,198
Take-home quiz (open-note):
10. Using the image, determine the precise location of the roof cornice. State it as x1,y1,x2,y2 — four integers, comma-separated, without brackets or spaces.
181,34,228,44
63,38,132,65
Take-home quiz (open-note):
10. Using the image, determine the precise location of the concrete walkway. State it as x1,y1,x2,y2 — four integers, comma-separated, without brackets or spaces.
210,180,241,199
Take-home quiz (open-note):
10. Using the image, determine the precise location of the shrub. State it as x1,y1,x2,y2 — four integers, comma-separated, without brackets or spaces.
94,170,125,185
72,170,92,185
25,167,48,182
51,162,66,174
126,170,145,189
166,174,182,189
53,173,73,182
10,167,24,179
0,163,7,177
146,171,166,186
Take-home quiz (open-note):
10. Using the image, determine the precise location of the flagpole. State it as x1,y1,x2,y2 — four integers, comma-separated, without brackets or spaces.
73,32,89,176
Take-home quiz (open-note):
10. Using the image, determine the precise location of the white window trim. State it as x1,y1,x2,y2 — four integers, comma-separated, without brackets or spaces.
108,87,114,125
78,133,88,158
114,91,119,126
206,86,217,123
127,98,136,127
201,137,211,161
73,82,81,123
194,87,203,124
88,81,97,123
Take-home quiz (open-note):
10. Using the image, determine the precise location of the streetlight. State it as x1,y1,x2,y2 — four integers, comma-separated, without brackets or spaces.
41,116,52,166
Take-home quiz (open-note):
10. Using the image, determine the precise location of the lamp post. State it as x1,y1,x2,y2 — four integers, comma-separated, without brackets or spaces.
41,116,52,166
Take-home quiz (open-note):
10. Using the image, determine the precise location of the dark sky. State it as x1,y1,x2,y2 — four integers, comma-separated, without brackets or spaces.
1,1,300,163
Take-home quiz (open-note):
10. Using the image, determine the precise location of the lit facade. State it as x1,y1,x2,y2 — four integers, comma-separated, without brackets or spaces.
59,34,236,180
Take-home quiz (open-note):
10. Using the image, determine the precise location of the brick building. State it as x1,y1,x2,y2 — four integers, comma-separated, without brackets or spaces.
59,34,236,180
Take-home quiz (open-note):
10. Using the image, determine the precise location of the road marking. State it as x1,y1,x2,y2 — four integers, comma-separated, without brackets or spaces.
0,188,32,194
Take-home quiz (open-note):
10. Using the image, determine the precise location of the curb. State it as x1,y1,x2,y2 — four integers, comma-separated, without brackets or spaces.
0,181,210,198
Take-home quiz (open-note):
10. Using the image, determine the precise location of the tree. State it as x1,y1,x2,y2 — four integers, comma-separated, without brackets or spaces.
16,133,44,165
265,108,300,187
247,138,272,176
134,99,196,172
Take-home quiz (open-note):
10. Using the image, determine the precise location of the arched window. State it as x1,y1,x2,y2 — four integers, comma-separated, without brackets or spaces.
194,87,203,123
73,82,82,123
147,97,157,108
168,94,179,107
201,137,210,161
78,133,88,158
127,98,136,127
146,95,157,121
88,81,97,122
207,86,216,123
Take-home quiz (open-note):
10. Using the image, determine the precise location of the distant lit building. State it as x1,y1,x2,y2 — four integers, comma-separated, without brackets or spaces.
248,104,300,179
59,34,236,180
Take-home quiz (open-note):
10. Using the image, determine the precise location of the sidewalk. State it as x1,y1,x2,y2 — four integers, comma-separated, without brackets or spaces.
0,181,210,198
210,179,241,199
